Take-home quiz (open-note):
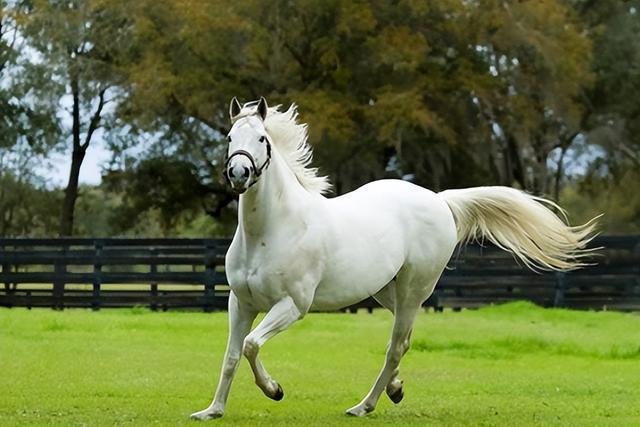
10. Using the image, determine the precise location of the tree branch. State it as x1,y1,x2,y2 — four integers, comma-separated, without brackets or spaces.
283,40,307,69
169,93,228,135
553,131,580,150
81,87,108,150
71,71,81,150
618,142,640,167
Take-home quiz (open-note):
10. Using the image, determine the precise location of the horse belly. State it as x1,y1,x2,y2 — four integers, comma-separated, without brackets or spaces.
309,180,454,311
310,278,393,311
310,235,405,311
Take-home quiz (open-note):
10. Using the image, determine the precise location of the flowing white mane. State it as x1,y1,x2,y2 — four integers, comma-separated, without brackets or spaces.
263,104,332,195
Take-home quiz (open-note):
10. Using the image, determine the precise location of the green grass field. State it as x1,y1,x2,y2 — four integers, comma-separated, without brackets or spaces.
1,302,639,426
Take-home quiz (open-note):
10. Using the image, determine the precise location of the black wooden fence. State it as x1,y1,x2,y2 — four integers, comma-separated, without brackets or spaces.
0,236,639,311
0,239,228,311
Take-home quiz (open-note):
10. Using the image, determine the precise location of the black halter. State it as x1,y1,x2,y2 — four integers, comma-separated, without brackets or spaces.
224,137,272,188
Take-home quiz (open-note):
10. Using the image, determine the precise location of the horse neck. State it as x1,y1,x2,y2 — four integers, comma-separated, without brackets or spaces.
237,148,310,237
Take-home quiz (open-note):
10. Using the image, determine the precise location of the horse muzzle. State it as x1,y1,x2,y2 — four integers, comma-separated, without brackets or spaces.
226,162,252,194
224,147,271,194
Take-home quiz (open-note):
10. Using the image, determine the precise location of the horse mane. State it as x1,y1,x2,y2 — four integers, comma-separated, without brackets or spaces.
262,104,332,195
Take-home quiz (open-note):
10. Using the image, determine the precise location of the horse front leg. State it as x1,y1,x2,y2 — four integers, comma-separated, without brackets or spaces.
191,292,257,420
243,295,306,400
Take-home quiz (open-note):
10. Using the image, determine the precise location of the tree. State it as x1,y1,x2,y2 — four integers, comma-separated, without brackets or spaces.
0,1,61,236
114,1,594,195
40,0,625,233
19,0,131,236
102,158,236,236
556,1,640,230
584,0,640,170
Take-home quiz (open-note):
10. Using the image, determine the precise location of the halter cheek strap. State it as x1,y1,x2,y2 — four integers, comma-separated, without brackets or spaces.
224,139,272,188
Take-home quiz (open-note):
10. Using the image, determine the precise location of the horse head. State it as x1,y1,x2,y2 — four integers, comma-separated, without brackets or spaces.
225,97,272,194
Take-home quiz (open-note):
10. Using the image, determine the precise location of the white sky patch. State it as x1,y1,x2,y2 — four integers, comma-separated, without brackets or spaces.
546,134,604,177
43,88,119,187
39,134,112,187
491,122,504,138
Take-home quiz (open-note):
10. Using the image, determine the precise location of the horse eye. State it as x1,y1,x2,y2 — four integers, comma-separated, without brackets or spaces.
227,135,232,142
259,136,265,143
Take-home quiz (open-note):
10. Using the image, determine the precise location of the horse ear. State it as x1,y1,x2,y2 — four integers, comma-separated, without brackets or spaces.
257,97,268,121
229,97,241,121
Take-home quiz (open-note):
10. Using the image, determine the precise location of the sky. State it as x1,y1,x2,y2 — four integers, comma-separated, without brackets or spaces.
46,141,112,186
42,91,115,187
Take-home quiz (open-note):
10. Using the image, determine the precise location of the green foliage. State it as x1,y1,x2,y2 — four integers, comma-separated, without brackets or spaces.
584,0,640,172
1,303,639,425
0,171,61,237
15,0,134,235
0,1,62,236
102,157,235,236
561,168,640,233
68,181,234,237
114,0,596,196
0,1,60,153
1,0,639,235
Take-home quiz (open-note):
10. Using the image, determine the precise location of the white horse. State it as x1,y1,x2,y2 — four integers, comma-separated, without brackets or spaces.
191,97,596,419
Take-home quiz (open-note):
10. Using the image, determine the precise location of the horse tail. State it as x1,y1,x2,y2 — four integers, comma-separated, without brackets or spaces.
438,186,599,271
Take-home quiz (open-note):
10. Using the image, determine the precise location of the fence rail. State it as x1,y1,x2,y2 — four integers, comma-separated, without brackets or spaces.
1,236,639,311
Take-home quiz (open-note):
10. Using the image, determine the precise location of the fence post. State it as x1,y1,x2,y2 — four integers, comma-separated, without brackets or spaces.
203,242,216,312
149,247,158,311
53,244,67,310
92,240,102,311
1,243,13,308
554,272,566,308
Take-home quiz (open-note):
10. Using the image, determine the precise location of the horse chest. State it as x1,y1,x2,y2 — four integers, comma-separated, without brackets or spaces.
226,248,291,310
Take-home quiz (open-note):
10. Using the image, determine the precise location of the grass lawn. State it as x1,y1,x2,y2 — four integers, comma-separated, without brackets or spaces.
1,302,639,426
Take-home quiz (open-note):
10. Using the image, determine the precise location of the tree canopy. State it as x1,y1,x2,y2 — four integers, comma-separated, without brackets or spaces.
0,0,638,236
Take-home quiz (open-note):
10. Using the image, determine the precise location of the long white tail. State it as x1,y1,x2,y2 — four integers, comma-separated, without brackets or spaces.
439,186,598,271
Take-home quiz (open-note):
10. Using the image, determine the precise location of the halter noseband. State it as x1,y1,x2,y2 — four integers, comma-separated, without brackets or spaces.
224,137,272,188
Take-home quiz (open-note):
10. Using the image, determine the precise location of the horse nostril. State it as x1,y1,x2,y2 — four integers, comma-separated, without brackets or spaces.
228,168,236,178
243,167,250,178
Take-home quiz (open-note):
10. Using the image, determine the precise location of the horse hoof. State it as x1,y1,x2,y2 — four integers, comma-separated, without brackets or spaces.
388,387,404,404
345,404,373,417
190,409,223,420
270,383,284,401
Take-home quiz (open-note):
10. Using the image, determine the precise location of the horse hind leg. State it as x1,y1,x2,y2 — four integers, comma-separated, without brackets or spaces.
373,282,410,405
372,281,396,313
348,270,440,417
385,329,412,404
346,298,421,416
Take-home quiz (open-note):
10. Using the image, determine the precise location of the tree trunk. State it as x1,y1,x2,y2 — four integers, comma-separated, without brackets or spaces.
57,63,106,236
532,154,549,195
505,134,526,188
59,68,83,237
553,145,568,203
59,148,86,236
